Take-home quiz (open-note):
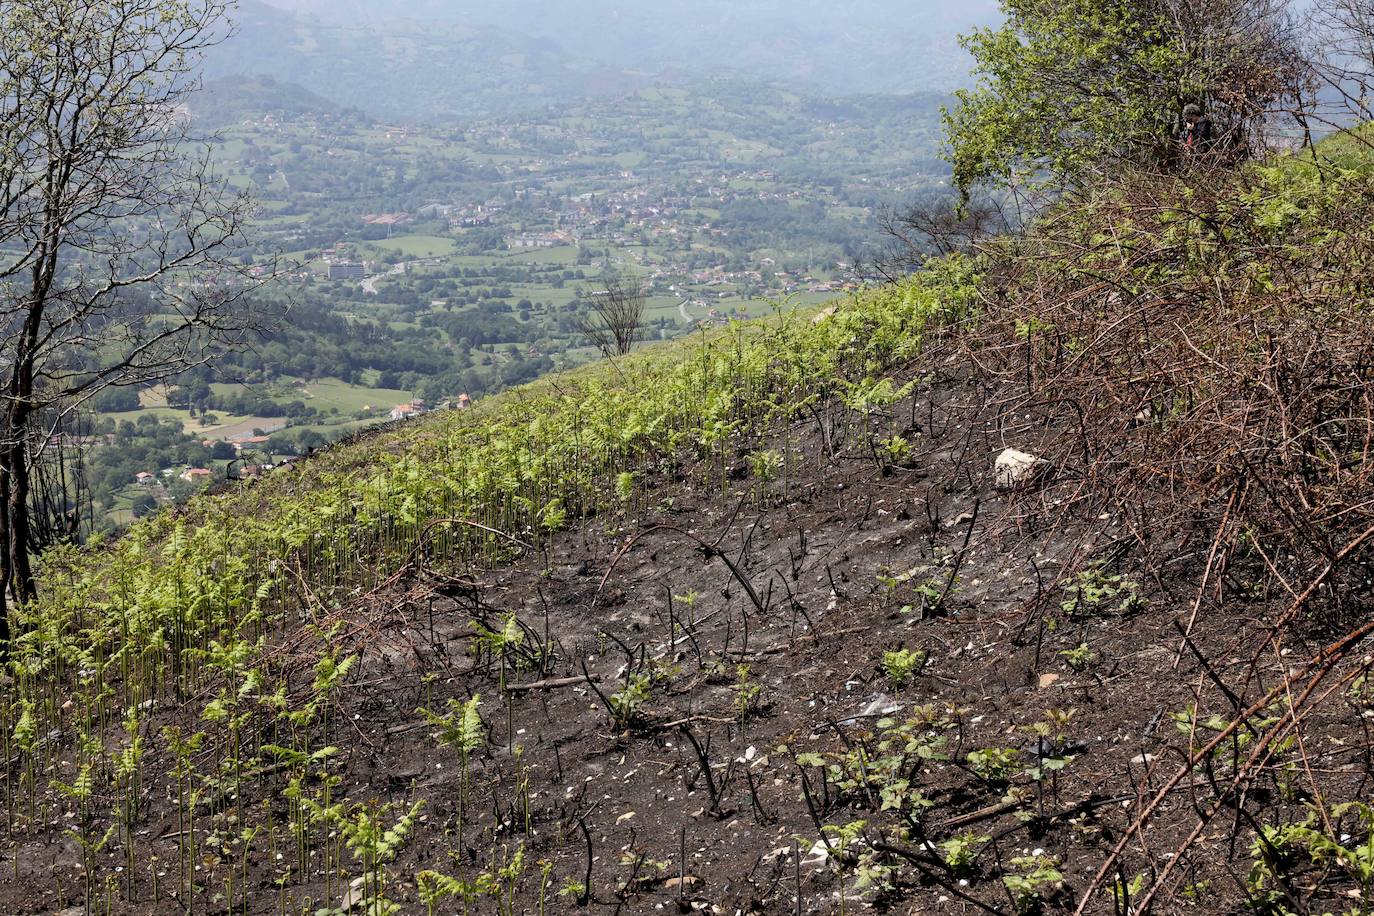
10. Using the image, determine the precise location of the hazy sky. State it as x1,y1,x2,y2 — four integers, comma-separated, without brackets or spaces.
258,0,1000,28
251,0,999,88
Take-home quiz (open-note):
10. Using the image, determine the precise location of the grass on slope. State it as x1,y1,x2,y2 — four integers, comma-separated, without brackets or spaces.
14,133,1374,915
1,258,978,908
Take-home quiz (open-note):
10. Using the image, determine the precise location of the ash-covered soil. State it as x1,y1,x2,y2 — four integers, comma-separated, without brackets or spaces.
7,358,1370,916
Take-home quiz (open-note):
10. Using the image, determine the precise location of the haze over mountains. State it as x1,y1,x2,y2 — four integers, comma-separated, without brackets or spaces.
209,0,997,121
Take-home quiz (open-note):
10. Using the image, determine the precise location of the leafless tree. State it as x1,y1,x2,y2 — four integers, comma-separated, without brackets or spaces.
1161,0,1308,149
577,269,646,357
0,0,270,653
875,192,1016,280
1306,0,1374,138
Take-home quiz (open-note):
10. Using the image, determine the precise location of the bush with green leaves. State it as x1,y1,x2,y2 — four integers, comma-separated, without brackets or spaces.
1248,802,1374,915
946,0,1301,196
793,710,951,830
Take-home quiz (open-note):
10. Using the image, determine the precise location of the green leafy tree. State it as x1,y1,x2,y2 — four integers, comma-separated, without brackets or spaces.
944,0,1304,197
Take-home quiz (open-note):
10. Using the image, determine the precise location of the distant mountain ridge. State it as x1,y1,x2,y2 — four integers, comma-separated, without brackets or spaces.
190,74,347,124
207,0,993,122
205,0,657,122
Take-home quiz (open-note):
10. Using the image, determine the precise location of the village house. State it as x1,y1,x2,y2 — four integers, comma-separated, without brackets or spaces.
506,234,557,250
233,435,273,453
327,261,367,281
180,467,213,484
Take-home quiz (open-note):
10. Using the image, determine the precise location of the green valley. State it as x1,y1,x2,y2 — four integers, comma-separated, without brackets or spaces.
77,78,951,532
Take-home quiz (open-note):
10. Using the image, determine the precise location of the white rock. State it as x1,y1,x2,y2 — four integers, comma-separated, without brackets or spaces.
995,448,1045,489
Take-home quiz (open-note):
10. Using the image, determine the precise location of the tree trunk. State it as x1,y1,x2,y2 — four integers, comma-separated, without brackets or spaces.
6,435,35,604
0,465,10,658
1,387,36,664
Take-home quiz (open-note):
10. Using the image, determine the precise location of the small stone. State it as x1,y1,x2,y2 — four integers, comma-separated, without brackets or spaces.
945,511,975,528
995,449,1045,489
1038,672,1060,689
340,876,367,912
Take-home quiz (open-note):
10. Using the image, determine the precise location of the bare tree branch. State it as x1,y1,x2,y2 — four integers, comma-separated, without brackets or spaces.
577,268,647,357
0,0,272,654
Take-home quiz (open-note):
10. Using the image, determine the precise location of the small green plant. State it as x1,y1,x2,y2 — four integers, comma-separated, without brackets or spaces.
793,712,949,829
418,870,479,916
1015,316,1053,339
733,664,763,724
1059,642,1097,671
1002,853,1064,913
1061,564,1143,619
821,820,867,916
1351,672,1374,706
1023,709,1079,784
1179,877,1212,901
967,746,1021,784
418,845,528,916
842,376,915,414
475,615,525,686
538,860,554,916
1169,702,1292,763
673,589,702,628
540,497,567,532
420,695,485,770
939,832,989,876
608,673,652,730
308,799,425,916
877,435,911,467
479,844,528,916
748,448,784,482
882,648,927,688
1112,872,1145,912
1248,802,1374,913
747,448,785,504
878,564,957,615
419,695,484,847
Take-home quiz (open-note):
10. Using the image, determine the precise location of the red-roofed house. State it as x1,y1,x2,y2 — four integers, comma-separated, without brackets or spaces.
233,435,272,453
